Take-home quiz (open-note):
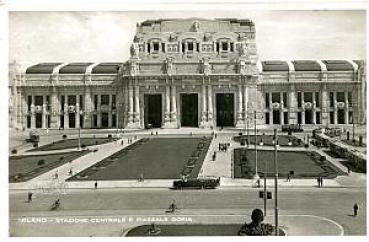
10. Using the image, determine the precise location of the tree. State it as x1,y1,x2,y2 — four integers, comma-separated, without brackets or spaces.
238,209,274,236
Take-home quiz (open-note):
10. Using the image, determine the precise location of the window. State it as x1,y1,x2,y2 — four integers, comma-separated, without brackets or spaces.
94,95,98,110
297,92,302,108
348,92,352,107
265,93,269,108
161,43,165,53
230,43,234,52
337,92,345,102
27,96,32,111
330,112,335,124
265,112,270,124
297,112,302,124
315,92,320,107
112,95,116,109
46,96,50,110
330,92,334,107
35,96,43,106
216,43,220,52
188,42,194,51
153,43,159,51
304,92,312,102
182,43,185,53
349,111,353,124
196,43,200,52
316,112,321,124
68,95,76,105
283,92,287,107
284,112,289,124
272,92,280,103
101,95,109,105
61,95,65,111
147,43,151,53
222,42,228,51
79,95,84,109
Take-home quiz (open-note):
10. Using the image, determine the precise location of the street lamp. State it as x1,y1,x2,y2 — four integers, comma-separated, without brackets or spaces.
77,110,84,151
273,128,279,236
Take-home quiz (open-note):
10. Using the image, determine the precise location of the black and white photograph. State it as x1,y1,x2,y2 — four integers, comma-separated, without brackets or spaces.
3,0,368,238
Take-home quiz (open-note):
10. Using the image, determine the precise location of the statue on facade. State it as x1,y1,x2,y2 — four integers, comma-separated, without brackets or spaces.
238,209,274,236
193,21,200,32
169,34,177,42
203,57,211,75
203,33,212,42
166,57,174,75
130,42,140,57
240,40,249,57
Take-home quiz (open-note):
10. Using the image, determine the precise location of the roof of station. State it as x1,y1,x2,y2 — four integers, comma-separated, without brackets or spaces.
292,60,321,71
322,60,354,71
261,61,289,71
59,63,94,74
92,63,124,74
25,63,63,74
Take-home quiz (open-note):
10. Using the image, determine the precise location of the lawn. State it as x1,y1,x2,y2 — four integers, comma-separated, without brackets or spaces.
68,137,212,181
126,224,285,236
234,135,304,147
29,137,114,151
234,148,345,179
9,151,90,182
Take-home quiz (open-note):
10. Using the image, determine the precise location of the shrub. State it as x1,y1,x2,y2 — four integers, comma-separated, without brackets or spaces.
81,144,86,149
320,156,326,162
108,134,112,139
62,134,67,140
37,159,45,166
288,130,292,135
11,149,17,155
33,142,38,148
304,144,309,148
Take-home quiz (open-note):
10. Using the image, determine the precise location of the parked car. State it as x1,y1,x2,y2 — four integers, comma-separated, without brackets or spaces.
172,177,220,189
282,124,303,133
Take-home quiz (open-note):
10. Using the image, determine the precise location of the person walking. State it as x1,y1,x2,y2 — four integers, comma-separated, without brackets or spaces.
27,192,33,203
320,177,323,187
287,173,291,182
317,177,320,187
94,181,98,189
353,203,359,216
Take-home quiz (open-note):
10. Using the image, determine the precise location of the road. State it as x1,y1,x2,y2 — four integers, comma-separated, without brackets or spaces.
9,186,366,236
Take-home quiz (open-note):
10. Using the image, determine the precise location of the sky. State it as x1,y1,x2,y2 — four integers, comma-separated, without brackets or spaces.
9,10,366,70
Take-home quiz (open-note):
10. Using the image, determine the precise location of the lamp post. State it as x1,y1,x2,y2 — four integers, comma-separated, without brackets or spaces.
273,128,279,236
254,110,259,179
77,110,84,151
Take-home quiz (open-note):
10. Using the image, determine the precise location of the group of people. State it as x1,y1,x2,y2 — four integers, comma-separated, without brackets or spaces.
219,143,230,152
317,177,324,187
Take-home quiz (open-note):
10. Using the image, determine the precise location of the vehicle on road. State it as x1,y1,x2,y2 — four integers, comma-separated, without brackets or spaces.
172,177,220,189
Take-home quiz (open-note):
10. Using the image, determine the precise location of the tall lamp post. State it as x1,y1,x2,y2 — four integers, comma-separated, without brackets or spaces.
273,128,279,236
77,110,84,151
254,110,259,179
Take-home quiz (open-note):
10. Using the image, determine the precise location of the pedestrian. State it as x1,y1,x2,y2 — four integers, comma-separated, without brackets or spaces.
353,203,359,216
69,167,73,176
256,179,260,188
219,143,221,151
27,192,33,203
94,181,98,189
347,167,350,176
121,140,124,145
287,173,290,182
212,151,216,161
54,170,59,180
156,131,158,136
317,177,320,187
320,177,323,187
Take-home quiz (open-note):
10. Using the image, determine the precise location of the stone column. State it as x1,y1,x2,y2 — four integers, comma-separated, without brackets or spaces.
30,95,36,129
280,92,284,125
64,100,69,129
42,96,47,129
321,83,329,126
108,94,112,128
236,84,244,127
134,85,140,123
97,94,102,128
171,84,177,122
207,85,213,125
50,87,59,129
301,92,305,124
76,96,80,128
344,91,349,124
243,85,248,121
128,85,134,124
20,91,27,129
165,85,171,123
83,86,92,128
202,84,207,123
288,86,297,124
269,92,273,125
312,91,317,124
333,92,337,124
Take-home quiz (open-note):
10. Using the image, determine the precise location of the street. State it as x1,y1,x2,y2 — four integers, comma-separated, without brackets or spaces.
9,186,366,236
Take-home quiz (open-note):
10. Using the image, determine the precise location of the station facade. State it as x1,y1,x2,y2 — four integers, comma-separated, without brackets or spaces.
9,18,366,130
